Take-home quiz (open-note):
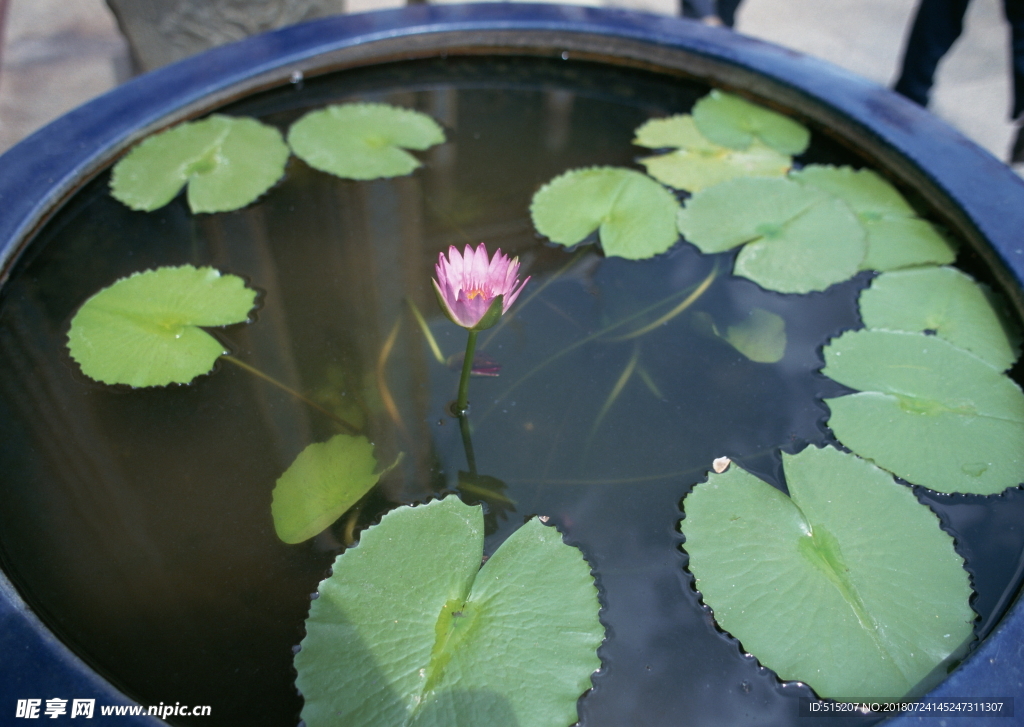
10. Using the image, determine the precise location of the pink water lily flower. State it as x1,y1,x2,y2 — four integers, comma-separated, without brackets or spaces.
433,243,530,331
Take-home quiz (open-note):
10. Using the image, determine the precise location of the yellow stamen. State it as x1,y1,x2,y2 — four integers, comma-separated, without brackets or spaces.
465,289,487,300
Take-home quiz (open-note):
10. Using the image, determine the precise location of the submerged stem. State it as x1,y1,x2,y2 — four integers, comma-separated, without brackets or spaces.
479,247,590,349
406,296,445,363
608,262,718,342
459,413,477,474
221,355,357,434
478,267,716,421
456,329,478,415
588,344,640,442
376,317,408,436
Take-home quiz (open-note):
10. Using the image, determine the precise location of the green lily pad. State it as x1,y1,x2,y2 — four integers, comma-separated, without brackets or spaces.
634,115,791,192
681,446,973,702
530,167,681,259
692,90,811,155
677,177,866,293
295,496,603,727
823,329,1024,494
677,177,818,252
287,103,445,180
67,265,256,387
859,267,1021,371
792,165,957,270
271,435,381,545
110,114,289,213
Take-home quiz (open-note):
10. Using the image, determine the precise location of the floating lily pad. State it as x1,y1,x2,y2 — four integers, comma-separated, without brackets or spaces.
110,114,289,213
295,496,603,727
824,329,1024,494
677,177,866,293
530,167,680,259
681,446,973,701
859,267,1021,371
692,90,811,155
287,103,445,180
67,266,256,387
677,177,818,252
792,165,957,270
634,115,791,192
271,435,381,545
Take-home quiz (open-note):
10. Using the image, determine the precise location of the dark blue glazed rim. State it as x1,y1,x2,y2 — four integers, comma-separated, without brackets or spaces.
1,4,1022,723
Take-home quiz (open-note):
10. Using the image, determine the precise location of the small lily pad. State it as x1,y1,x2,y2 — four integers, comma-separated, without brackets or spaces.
530,167,680,259
692,90,811,155
682,446,973,701
859,267,1021,371
271,435,381,545
694,308,787,363
295,496,603,727
634,115,791,192
287,103,445,180
677,177,866,293
724,308,787,363
67,265,256,387
792,165,957,270
110,114,289,213
823,329,1024,494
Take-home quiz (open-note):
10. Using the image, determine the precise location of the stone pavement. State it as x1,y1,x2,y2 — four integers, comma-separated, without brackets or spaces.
0,0,1016,163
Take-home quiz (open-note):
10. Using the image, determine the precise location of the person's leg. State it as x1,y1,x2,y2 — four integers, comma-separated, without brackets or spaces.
894,0,972,107
1005,0,1024,161
681,0,717,19
716,0,742,27
1004,0,1024,119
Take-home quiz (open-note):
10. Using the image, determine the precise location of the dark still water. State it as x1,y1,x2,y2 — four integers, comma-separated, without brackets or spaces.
0,56,1022,727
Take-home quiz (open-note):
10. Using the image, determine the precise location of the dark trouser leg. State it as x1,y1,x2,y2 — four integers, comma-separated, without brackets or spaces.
680,0,717,18
894,0,972,107
1005,0,1024,119
1005,0,1024,161
716,0,743,27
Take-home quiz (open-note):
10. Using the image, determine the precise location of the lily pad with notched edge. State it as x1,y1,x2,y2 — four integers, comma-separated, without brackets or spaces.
110,114,290,213
681,446,974,702
295,496,604,727
634,115,791,192
271,435,381,545
823,329,1024,494
692,90,811,155
67,266,256,387
858,267,1020,371
530,167,680,259
792,165,957,270
287,103,445,180
677,177,866,293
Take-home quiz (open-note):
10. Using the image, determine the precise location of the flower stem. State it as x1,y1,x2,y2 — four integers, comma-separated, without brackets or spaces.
458,413,477,474
456,329,478,415
222,355,358,434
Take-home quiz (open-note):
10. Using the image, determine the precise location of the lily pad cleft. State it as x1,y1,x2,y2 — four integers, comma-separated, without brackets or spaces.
530,166,680,260
682,446,974,702
67,265,256,388
288,102,445,180
295,496,604,727
110,114,290,213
